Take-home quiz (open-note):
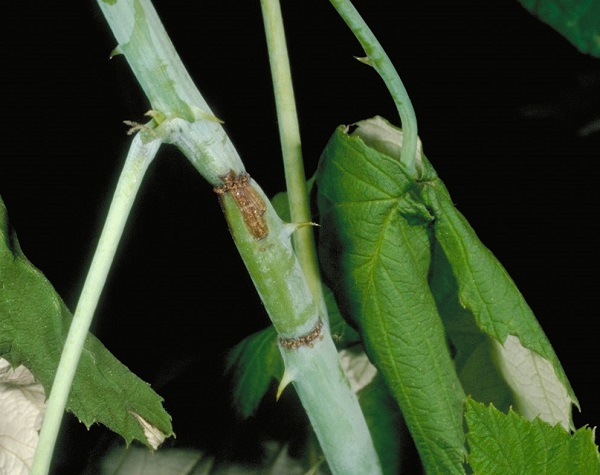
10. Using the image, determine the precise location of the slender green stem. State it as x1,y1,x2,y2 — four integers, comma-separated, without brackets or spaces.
31,134,161,475
259,0,326,316
328,0,420,178
258,6,380,472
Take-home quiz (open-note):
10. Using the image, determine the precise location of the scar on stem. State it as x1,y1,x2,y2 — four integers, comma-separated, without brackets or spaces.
279,319,324,350
214,170,268,240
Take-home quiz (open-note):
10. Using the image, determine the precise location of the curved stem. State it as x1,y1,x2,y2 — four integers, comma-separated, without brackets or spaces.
259,0,326,317
328,0,420,178
31,134,161,475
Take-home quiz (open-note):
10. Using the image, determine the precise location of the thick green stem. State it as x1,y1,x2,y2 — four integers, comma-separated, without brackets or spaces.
259,0,325,316
328,0,421,178
221,189,381,474
93,1,382,472
31,134,161,475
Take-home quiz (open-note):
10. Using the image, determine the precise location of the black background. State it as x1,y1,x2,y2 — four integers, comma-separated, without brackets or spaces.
2,1,599,472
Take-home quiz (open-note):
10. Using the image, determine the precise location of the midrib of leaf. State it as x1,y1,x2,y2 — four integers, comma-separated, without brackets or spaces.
360,206,463,470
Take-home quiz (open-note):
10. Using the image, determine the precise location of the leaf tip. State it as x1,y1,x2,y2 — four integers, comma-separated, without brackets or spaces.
129,411,169,450
191,105,224,124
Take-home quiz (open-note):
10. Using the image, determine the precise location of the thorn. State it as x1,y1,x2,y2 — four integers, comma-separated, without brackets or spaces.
191,106,224,124
109,46,123,59
276,369,295,401
283,222,319,238
354,56,374,67
296,221,319,229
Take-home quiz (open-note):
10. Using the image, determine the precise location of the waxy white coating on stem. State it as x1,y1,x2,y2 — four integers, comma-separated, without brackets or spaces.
221,184,382,474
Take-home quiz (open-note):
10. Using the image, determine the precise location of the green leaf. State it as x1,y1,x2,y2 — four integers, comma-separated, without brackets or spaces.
518,0,600,57
317,119,466,474
423,182,578,429
466,399,600,475
326,287,361,347
226,325,281,418
327,116,577,432
0,195,173,448
317,114,584,472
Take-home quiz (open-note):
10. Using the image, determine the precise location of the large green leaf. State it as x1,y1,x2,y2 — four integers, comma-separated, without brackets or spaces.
317,115,583,472
226,325,281,418
0,195,172,448
518,0,600,57
466,399,600,474
317,122,466,474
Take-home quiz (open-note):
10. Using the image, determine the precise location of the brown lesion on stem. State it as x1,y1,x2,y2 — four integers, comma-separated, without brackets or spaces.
279,319,324,350
214,170,268,240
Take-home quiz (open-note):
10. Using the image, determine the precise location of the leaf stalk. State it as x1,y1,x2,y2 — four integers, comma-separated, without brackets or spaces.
328,0,420,177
